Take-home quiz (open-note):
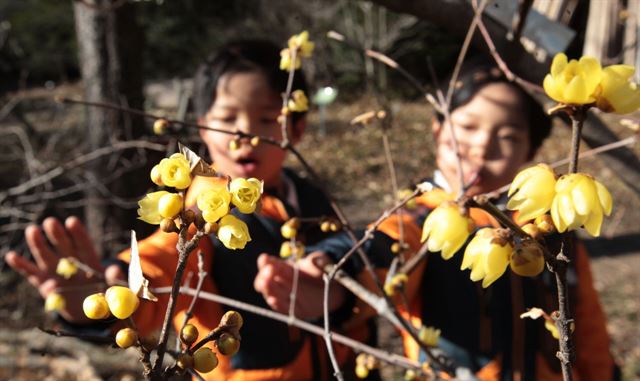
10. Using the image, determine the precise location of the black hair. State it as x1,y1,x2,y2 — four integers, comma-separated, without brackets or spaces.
437,61,552,158
192,39,309,124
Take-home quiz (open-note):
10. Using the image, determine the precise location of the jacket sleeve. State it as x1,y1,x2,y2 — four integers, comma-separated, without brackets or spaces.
572,241,618,381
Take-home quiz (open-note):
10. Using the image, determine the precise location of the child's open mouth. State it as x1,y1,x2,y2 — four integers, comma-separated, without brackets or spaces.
237,157,258,172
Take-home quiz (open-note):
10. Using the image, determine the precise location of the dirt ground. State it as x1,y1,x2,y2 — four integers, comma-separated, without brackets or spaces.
0,95,638,380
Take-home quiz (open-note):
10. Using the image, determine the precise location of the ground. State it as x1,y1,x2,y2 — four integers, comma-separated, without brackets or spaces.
0,91,638,380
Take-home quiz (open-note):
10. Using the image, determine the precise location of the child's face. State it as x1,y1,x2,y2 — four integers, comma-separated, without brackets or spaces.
433,82,531,196
199,71,302,189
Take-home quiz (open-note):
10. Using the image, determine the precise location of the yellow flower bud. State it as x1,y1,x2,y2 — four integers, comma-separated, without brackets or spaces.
158,192,182,219
288,90,309,112
229,177,262,214
535,214,556,235
507,164,557,222
220,310,244,329
279,241,305,259
197,183,231,223
250,136,260,147
193,347,218,373
383,273,408,297
355,364,369,379
550,173,613,237
217,214,252,250
543,53,602,105
320,220,331,233
510,239,545,277
229,139,240,151
418,326,441,347
105,286,140,320
461,228,513,288
160,218,179,233
138,191,170,225
115,328,138,349
288,30,314,57
281,224,297,239
279,48,302,72
45,292,66,312
180,324,199,346
596,64,640,114
83,293,110,320
56,257,78,279
421,202,475,260
544,320,560,340
158,153,192,189
216,332,240,356
150,164,163,186
397,188,417,209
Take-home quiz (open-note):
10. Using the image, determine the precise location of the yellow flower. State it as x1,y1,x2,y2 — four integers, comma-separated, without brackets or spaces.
217,214,252,250
418,326,441,347
287,30,314,57
510,239,545,277
229,177,262,214
56,257,78,279
461,228,513,288
507,164,557,221
279,241,305,259
45,292,65,312
596,64,640,114
384,273,408,297
158,153,192,189
545,320,560,340
421,201,475,260
83,293,110,319
550,173,613,236
150,165,163,186
138,191,170,224
197,184,231,223
287,90,309,112
543,53,602,105
280,48,301,72
105,285,140,320
158,192,182,219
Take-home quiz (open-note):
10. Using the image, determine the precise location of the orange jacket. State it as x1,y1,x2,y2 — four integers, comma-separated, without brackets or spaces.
377,188,616,381
118,174,369,381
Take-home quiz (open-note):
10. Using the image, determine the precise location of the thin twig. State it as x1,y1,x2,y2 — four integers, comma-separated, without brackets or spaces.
176,251,207,351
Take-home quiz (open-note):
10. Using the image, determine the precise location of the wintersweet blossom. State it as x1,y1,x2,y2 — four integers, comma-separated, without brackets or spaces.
45,292,65,312
421,201,475,260
279,241,305,259
158,153,192,189
229,177,262,214
550,173,613,236
138,191,170,224
507,164,557,221
287,30,314,57
418,326,441,347
287,90,309,112
596,64,640,114
461,228,513,288
197,184,231,223
217,214,252,250
56,257,78,279
279,48,301,72
543,53,602,105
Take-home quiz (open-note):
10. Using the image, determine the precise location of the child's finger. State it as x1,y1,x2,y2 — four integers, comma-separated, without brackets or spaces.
43,217,74,259
105,264,126,286
65,216,101,270
25,225,58,273
4,251,46,289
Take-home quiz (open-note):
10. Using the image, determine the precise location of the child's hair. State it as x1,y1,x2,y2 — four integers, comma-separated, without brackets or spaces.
192,39,309,124
437,60,552,158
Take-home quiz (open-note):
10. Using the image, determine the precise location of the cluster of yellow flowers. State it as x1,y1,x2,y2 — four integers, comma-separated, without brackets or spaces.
355,353,380,379
137,152,263,250
543,53,640,113
507,164,613,237
279,30,314,72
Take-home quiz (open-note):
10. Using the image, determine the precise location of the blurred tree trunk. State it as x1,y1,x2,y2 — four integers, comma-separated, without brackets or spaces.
73,0,147,257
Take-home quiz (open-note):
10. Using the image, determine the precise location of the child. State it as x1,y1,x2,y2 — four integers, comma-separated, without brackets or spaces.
256,63,619,381
5,39,369,381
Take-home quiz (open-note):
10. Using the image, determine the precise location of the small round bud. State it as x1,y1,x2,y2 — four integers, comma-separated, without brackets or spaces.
160,218,179,233
153,119,169,135
220,310,244,330
158,193,183,219
376,110,387,119
229,140,240,151
534,214,556,235
250,136,260,147
522,223,542,241
329,221,341,232
150,165,164,186
182,209,196,226
193,347,218,373
115,328,138,349
177,353,194,370
105,286,140,320
204,222,219,235
216,332,240,356
83,293,110,320
390,242,401,254
180,324,199,346
320,220,331,233
194,212,206,230
355,364,369,379
287,217,301,229
45,292,66,312
280,224,297,239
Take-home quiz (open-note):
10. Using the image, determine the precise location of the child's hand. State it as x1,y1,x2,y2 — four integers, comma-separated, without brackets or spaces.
4,216,124,323
254,252,346,320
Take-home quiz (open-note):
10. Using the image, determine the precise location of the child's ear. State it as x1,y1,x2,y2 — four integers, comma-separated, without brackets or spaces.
431,116,442,139
290,118,306,145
